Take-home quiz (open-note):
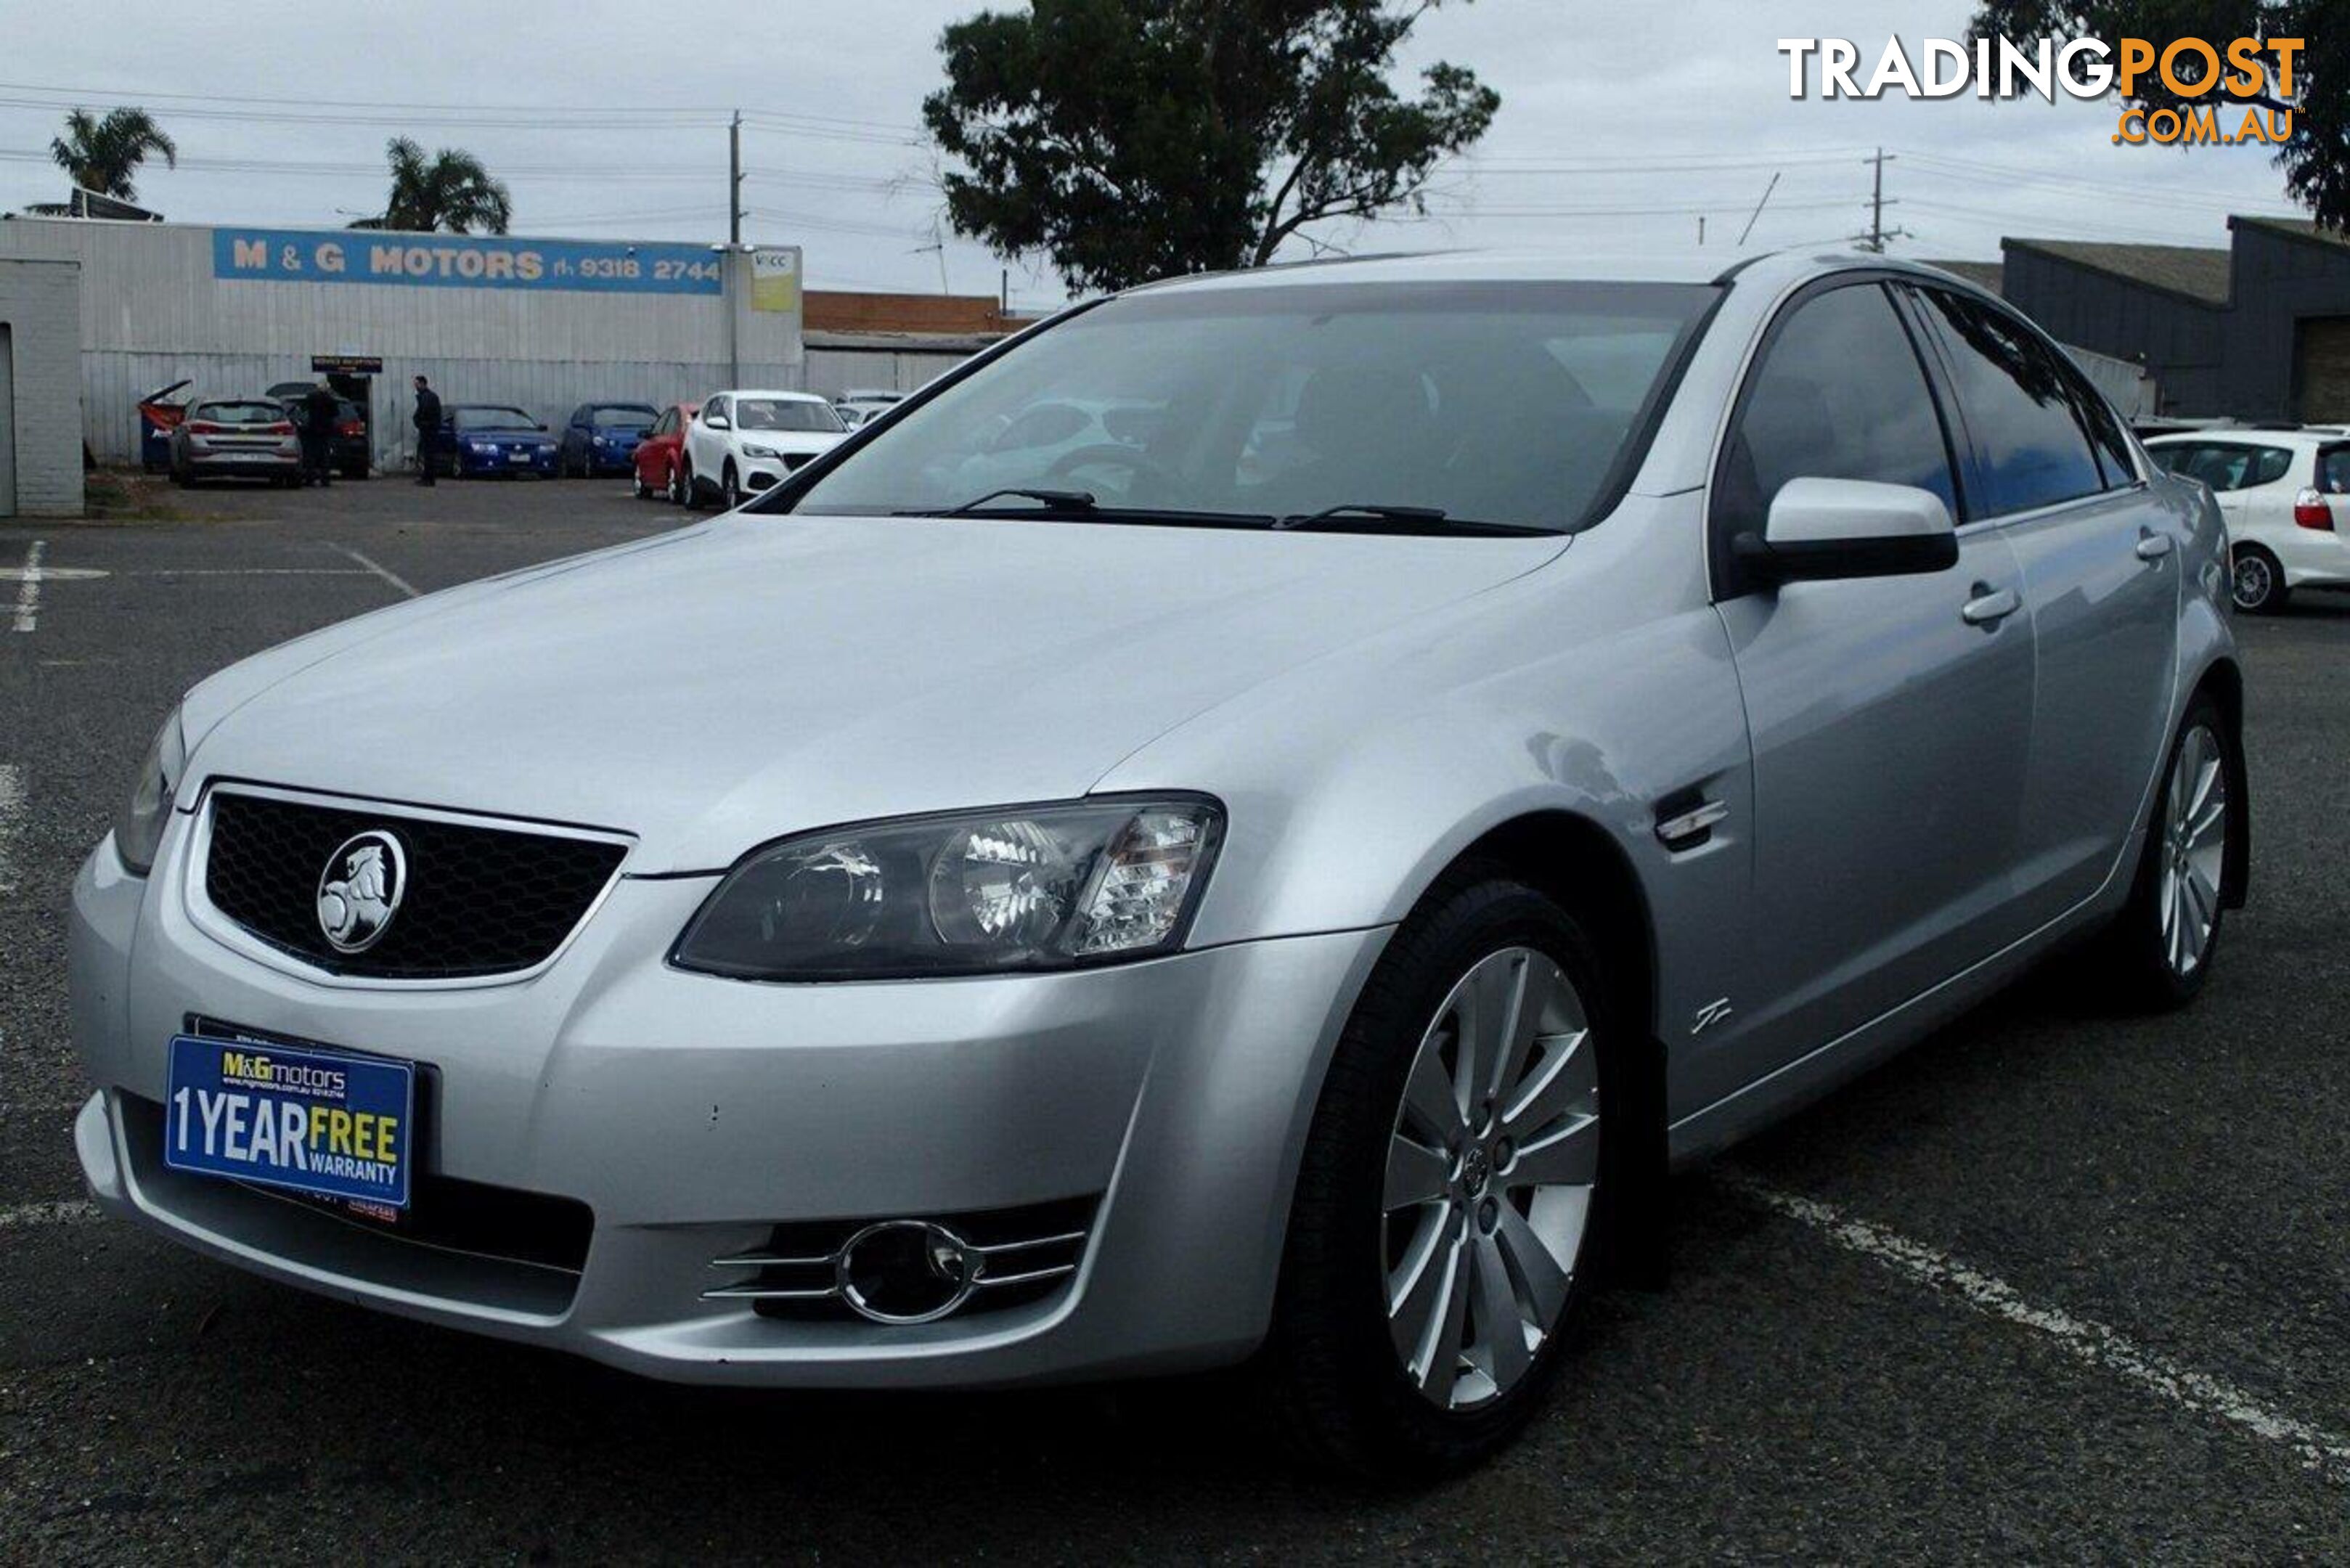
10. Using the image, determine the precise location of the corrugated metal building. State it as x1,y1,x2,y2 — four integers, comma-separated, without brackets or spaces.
1996,218,2350,422
0,215,810,467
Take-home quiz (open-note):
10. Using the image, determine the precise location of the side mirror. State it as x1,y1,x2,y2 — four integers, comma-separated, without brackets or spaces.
706,414,732,431
1733,478,1959,584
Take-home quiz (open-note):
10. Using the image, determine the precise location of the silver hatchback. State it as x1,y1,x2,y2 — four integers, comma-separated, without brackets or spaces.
70,250,2243,1478
166,397,303,487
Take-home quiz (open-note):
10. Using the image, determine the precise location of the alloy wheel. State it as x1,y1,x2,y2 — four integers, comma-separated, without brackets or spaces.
1382,946,1597,1411
2158,723,2228,978
2232,552,2274,611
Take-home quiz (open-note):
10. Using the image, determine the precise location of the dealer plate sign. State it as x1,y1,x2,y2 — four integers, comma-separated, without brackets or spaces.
164,1035,414,1208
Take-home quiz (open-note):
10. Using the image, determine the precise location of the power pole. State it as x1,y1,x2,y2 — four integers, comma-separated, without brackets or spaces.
1865,147,1891,253
728,110,743,247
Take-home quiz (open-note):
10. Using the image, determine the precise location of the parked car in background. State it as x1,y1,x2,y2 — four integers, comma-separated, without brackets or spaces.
74,251,2244,1482
632,401,698,502
2145,428,2350,612
834,388,905,428
166,399,302,486
445,405,559,479
558,402,661,478
682,390,847,509
272,392,372,480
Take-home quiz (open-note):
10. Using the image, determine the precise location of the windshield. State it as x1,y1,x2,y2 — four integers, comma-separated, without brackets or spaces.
454,407,539,432
592,405,657,427
783,281,1717,531
738,398,844,433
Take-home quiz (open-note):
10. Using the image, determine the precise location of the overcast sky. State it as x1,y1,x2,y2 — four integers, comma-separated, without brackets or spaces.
1,0,2303,309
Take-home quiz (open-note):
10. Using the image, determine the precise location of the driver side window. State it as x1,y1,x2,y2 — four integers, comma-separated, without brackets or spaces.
1715,282,1960,538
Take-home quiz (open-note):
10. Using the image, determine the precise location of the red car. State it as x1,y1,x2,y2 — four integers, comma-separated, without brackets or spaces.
632,401,699,503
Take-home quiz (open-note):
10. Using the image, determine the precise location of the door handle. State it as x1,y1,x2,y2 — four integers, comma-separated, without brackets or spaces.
1960,585,2022,627
2136,533,2175,562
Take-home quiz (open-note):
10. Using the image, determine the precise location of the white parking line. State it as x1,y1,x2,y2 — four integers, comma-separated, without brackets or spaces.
328,544,420,600
10,539,43,632
1729,1174,2350,1487
0,762,20,896
0,1199,100,1231
131,568,372,578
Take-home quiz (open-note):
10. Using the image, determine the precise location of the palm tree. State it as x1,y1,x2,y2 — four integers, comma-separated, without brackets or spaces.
49,107,176,200
348,138,513,234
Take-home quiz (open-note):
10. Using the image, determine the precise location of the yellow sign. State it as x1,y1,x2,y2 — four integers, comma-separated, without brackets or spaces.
751,246,802,316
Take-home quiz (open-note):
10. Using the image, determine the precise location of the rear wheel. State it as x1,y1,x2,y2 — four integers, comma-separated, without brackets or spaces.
2231,545,2289,614
1268,866,1613,1480
2102,695,2238,1008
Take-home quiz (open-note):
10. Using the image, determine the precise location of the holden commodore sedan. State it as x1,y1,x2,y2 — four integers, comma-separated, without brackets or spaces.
69,250,2244,1479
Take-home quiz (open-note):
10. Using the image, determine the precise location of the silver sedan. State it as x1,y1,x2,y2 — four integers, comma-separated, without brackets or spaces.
69,250,2243,1479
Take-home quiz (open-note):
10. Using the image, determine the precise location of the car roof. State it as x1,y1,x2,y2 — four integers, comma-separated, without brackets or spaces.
1117,246,1980,299
716,388,828,403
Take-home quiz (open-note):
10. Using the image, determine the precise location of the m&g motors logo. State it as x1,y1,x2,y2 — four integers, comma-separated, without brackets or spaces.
1780,35,2303,147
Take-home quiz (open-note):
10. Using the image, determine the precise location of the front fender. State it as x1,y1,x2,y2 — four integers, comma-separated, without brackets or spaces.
1098,538,1751,1046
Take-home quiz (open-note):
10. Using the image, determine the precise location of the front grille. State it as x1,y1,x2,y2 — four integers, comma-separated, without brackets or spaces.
203,791,628,979
706,1196,1097,1323
781,452,816,471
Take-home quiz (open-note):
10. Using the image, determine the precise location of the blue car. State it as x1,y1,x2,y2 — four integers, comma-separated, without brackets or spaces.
444,405,558,478
557,402,660,478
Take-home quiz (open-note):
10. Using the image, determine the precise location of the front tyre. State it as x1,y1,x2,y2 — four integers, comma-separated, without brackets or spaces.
722,460,742,510
1268,867,1612,1479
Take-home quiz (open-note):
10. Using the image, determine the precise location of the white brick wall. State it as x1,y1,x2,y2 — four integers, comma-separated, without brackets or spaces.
0,257,85,518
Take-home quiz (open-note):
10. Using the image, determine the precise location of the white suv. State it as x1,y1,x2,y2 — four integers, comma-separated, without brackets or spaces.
682,390,848,510
2145,428,2350,613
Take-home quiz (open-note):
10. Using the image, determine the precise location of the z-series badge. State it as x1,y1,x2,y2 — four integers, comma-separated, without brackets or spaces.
163,1035,415,1208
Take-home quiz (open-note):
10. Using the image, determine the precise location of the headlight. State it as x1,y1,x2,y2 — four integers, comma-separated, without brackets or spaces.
741,442,783,460
468,441,493,455
672,796,1223,981
113,707,189,875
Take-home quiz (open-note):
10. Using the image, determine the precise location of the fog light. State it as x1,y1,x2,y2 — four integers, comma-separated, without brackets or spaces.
836,1220,978,1324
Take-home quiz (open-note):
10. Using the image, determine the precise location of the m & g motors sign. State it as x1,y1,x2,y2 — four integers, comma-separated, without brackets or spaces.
1780,34,2304,146
213,228,725,295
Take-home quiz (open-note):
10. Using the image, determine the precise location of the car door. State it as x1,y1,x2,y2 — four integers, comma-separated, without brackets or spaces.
1704,278,2036,1097
1901,285,2182,927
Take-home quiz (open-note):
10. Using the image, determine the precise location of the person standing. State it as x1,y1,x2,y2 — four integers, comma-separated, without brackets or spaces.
300,383,340,488
412,373,444,486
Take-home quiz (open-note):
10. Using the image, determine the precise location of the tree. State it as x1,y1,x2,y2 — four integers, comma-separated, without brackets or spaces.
348,138,513,234
49,107,176,200
1970,2,2345,226
922,0,1499,293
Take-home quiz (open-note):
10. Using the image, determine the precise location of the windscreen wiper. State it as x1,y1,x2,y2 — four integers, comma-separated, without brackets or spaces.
1275,504,1450,529
934,486,1098,515
1274,504,1557,536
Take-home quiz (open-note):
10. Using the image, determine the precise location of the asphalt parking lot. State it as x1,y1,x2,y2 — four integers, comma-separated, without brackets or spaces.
3,475,2348,1561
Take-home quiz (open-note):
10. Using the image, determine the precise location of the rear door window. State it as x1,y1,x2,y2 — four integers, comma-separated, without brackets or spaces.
1909,289,2105,517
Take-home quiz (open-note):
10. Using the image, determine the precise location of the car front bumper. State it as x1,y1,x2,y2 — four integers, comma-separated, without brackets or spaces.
68,821,1386,1387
